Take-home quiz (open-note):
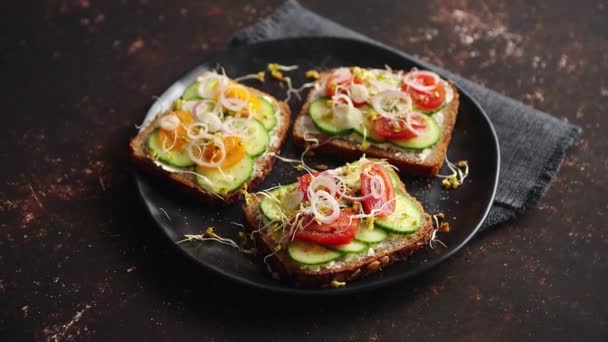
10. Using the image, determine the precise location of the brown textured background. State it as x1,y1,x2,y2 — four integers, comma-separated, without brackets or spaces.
1,0,607,341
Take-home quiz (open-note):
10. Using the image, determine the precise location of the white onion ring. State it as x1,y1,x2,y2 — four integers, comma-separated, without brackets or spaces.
307,174,338,200
185,122,209,140
403,70,439,94
159,114,180,131
310,190,340,224
219,85,249,112
370,90,413,118
187,135,226,168
192,100,216,119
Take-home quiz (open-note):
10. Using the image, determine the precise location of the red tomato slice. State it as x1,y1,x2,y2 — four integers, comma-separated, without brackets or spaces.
402,73,446,111
298,172,322,200
325,74,363,98
325,74,351,97
372,114,427,140
294,210,358,246
360,163,396,217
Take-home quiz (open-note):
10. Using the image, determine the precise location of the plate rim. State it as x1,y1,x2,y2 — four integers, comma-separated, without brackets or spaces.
134,36,501,296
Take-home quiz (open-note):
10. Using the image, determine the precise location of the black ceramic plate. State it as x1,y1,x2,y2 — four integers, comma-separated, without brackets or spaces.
135,37,500,295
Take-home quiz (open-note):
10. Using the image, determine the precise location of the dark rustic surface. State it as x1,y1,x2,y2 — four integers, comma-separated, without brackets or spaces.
1,0,606,341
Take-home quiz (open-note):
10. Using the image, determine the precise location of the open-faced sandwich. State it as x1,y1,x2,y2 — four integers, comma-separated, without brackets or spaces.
293,67,459,176
130,71,291,203
242,157,434,287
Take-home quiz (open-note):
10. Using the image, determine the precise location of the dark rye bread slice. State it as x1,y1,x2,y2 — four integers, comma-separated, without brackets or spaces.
129,88,291,205
293,70,460,177
242,192,434,288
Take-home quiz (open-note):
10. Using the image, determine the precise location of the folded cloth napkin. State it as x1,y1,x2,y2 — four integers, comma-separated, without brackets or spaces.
232,0,581,230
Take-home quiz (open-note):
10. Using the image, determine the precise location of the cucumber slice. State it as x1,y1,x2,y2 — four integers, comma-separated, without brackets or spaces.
384,165,405,195
309,97,352,136
352,105,386,143
331,240,368,254
374,195,422,235
147,129,194,168
255,97,277,131
224,118,269,157
391,115,441,150
287,240,342,265
355,226,388,243
195,155,254,195
259,185,295,222
182,82,202,101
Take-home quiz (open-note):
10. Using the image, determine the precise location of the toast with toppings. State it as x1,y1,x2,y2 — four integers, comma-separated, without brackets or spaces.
293,67,459,176
242,157,434,288
129,71,290,204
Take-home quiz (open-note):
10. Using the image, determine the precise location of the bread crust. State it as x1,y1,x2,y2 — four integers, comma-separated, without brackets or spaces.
129,84,291,205
242,190,434,288
292,69,459,177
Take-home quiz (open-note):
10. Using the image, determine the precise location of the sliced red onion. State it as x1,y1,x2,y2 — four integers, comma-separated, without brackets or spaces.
404,113,427,136
368,174,385,199
159,113,180,131
403,70,439,94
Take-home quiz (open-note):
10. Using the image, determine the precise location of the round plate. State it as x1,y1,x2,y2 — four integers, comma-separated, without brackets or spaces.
135,37,500,295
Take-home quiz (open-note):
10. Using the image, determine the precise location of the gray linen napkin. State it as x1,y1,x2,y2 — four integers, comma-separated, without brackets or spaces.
232,0,581,230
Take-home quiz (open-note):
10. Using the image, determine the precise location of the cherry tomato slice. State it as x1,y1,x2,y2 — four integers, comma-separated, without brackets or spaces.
294,210,358,246
402,73,446,111
298,172,319,199
372,114,427,140
325,74,363,98
360,163,396,217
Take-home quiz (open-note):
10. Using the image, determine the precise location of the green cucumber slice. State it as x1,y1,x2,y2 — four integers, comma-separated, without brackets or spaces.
255,97,277,131
391,115,441,150
224,118,269,157
147,129,194,168
309,97,352,136
331,240,368,254
287,240,342,265
374,195,422,235
182,82,202,101
355,226,388,244
259,185,295,222
352,105,386,143
195,155,254,195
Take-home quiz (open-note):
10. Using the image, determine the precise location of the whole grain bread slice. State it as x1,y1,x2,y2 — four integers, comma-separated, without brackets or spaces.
242,190,434,288
293,69,459,176
129,86,291,205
